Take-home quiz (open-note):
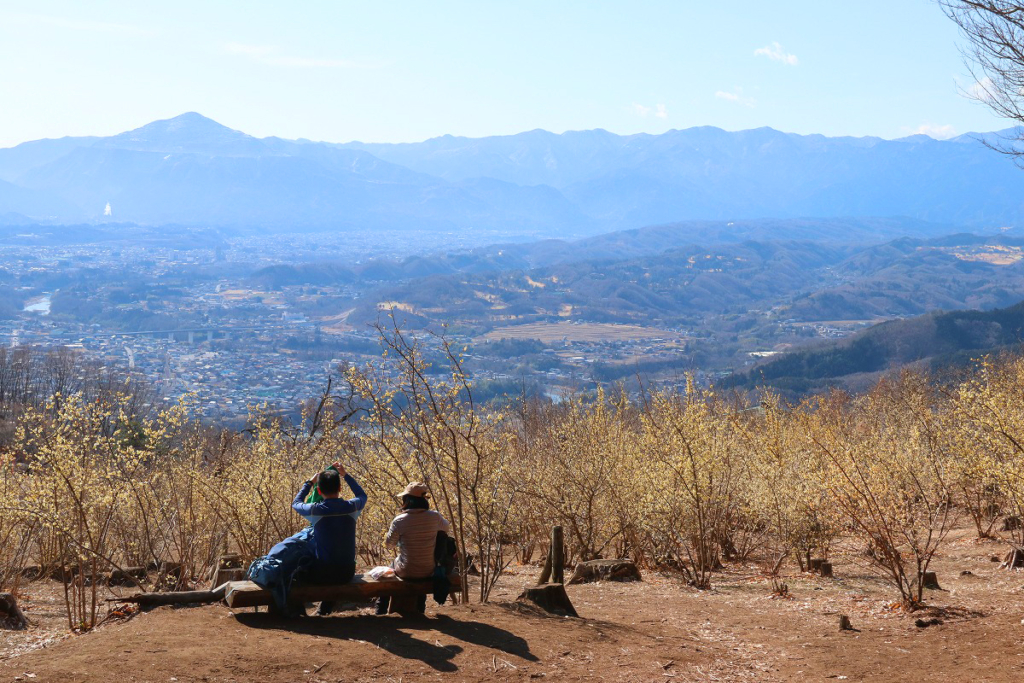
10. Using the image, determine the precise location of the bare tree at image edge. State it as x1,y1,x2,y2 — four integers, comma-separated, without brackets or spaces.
941,1,1024,162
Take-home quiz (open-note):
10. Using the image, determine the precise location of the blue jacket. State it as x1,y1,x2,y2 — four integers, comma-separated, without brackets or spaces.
291,474,367,567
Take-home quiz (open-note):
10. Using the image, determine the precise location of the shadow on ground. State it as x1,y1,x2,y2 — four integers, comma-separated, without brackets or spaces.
235,611,539,672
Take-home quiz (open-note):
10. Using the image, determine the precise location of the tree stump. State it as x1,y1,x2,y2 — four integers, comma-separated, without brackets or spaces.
154,561,185,590
19,566,41,580
0,593,28,630
838,614,855,631
516,583,578,618
1003,515,1022,532
922,571,941,590
808,558,824,574
159,561,183,577
818,562,833,578
1001,549,1024,569
210,553,245,587
107,566,148,587
213,568,245,585
567,559,642,585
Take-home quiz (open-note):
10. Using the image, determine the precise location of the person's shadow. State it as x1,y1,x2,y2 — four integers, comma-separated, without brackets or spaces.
235,611,538,673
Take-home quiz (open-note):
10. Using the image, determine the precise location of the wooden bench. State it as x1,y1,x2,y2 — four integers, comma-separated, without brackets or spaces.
223,574,462,611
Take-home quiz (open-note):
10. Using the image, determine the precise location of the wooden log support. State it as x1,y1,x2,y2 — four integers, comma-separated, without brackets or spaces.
537,526,565,586
551,526,565,584
921,571,941,590
818,561,833,578
110,582,232,608
538,548,552,585
223,574,462,609
387,594,420,616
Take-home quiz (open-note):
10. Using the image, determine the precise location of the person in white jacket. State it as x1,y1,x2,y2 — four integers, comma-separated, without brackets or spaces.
376,481,451,614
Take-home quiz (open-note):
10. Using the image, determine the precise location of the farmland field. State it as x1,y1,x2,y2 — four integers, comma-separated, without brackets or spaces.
480,321,687,343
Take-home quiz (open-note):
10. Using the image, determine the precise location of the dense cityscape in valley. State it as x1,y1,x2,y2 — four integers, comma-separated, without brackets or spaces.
7,176,1024,421
0,228,716,421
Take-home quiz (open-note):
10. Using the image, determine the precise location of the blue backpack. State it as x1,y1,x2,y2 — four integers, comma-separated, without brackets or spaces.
246,526,316,612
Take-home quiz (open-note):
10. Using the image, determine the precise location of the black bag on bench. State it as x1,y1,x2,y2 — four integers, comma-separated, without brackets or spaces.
433,531,458,605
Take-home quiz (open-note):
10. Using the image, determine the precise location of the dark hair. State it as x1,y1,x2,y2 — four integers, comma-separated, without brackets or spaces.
318,469,341,496
401,494,430,510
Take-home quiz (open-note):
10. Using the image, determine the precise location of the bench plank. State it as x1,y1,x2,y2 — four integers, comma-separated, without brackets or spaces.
223,574,461,608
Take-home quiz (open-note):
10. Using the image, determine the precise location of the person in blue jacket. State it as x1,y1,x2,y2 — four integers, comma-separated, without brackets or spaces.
247,461,366,615
292,462,367,585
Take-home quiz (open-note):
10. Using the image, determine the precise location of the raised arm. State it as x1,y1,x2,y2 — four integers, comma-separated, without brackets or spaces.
292,480,315,518
344,473,367,511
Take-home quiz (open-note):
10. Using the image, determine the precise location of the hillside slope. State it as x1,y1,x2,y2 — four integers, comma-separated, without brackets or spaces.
722,300,1024,392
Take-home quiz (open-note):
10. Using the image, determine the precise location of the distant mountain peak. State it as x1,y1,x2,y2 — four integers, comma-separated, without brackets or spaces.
100,112,262,155
121,112,244,136
154,111,232,129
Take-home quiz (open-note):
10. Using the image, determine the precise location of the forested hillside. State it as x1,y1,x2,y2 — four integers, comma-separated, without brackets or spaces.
723,300,1024,393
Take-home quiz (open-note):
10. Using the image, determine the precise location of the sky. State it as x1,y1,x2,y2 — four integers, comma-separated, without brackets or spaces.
0,0,1007,147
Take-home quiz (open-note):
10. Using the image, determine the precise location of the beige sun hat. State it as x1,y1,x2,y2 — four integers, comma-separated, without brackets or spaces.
398,481,429,498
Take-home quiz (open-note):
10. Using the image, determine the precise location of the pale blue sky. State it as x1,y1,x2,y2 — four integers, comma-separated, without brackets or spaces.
0,0,1006,147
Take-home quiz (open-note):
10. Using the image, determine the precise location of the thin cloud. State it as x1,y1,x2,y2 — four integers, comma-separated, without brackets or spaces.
754,42,798,66
715,88,756,107
631,103,652,117
967,76,996,103
224,42,378,69
632,103,668,119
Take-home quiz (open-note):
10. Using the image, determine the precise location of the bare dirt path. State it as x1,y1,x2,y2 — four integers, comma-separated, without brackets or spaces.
4,531,1024,682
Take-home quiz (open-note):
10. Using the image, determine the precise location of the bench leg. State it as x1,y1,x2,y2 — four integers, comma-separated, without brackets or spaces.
387,594,426,615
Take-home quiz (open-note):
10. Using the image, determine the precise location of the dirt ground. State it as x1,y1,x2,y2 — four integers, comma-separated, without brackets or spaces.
4,527,1024,682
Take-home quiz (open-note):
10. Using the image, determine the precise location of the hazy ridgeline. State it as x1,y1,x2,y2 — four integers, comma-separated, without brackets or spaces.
2,323,1024,631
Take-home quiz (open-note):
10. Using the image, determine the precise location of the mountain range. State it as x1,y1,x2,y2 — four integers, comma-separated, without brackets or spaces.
2,113,1024,233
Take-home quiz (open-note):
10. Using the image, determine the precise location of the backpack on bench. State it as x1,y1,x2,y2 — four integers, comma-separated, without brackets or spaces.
432,531,458,604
